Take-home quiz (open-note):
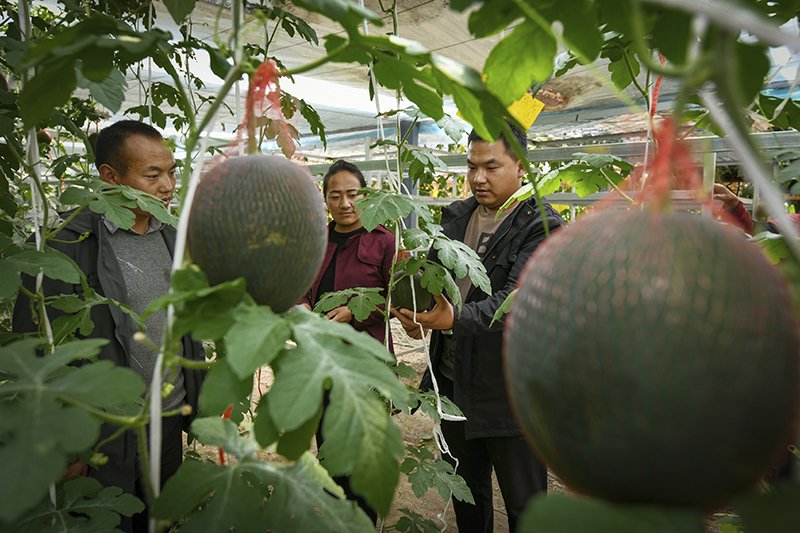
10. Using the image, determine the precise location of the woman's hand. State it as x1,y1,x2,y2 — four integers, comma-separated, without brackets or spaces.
712,183,741,211
327,305,353,323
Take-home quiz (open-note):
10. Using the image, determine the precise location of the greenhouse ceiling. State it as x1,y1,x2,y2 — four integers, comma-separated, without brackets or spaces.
38,0,800,158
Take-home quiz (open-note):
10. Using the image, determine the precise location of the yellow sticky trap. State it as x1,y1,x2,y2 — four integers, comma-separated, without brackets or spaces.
457,93,544,131
509,93,544,131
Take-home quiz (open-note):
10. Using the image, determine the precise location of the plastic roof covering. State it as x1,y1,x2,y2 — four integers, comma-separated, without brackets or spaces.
36,0,800,163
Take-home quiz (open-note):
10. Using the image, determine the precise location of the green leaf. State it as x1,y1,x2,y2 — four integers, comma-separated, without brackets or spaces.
400,446,474,503
735,482,800,533
735,41,771,104
484,20,556,107
225,305,290,379
518,494,705,533
198,360,253,423
253,395,280,448
267,309,409,516
436,112,468,143
548,0,603,61
402,228,431,250
0,339,115,523
431,232,491,295
6,249,81,284
753,231,791,265
314,287,385,322
77,66,128,113
154,460,266,532
490,288,516,327
163,0,197,24
0,260,21,299
191,417,260,460
356,189,433,232
411,388,464,423
18,58,76,128
466,0,521,38
276,403,323,461
156,453,375,532
9,476,144,533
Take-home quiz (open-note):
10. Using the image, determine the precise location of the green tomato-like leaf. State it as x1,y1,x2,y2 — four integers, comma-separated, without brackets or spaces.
5,249,81,284
484,20,556,107
276,403,323,462
77,66,128,113
431,232,491,295
490,288,516,328
18,58,76,128
191,417,260,460
253,394,280,448
356,189,433,232
400,446,474,503
8,476,144,533
225,305,290,379
198,360,253,423
402,228,431,250
163,0,197,24
314,287,385,322
436,112,468,143
154,459,266,533
518,493,705,533
0,260,21,299
0,339,115,524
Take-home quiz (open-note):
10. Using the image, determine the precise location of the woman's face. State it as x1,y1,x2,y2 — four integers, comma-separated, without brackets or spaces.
326,170,364,232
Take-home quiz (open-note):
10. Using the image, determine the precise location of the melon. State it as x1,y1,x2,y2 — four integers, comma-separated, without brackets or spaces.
505,209,800,508
391,270,431,312
187,155,327,313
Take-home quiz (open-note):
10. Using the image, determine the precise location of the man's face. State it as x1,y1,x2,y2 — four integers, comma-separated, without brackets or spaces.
102,134,176,215
466,139,524,212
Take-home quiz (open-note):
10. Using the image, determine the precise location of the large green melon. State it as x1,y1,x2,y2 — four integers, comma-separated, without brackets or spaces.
505,209,800,508
391,270,431,311
187,155,327,313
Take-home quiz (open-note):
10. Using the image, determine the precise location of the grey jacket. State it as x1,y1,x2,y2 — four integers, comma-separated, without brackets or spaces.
13,208,206,495
421,195,564,439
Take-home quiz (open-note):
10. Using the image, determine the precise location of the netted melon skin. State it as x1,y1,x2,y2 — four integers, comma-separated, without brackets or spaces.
187,155,327,313
505,210,800,508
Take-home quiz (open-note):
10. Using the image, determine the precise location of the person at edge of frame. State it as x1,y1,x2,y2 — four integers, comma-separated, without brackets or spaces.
299,159,398,524
392,121,566,533
13,120,207,533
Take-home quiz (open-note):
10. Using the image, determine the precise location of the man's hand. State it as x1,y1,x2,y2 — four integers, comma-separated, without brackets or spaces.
712,183,741,211
327,305,352,323
391,293,454,339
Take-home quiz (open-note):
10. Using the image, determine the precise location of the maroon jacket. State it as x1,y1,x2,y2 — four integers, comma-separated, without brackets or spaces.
300,222,396,351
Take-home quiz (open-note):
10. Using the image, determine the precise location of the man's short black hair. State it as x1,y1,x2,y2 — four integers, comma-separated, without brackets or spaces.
322,159,367,197
94,120,164,175
467,122,528,162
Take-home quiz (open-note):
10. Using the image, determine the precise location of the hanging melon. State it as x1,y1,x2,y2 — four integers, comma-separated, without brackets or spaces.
391,270,431,312
187,155,327,313
505,209,800,508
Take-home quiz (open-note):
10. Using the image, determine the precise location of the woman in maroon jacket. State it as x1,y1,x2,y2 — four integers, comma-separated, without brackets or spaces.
299,160,397,524
299,159,396,348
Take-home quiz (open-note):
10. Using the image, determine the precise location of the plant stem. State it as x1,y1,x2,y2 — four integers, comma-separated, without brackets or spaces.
500,121,550,236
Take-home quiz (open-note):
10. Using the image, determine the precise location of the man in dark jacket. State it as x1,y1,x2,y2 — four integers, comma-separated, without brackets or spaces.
13,120,206,532
394,123,565,532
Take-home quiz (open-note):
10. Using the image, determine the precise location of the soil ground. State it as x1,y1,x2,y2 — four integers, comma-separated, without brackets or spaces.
187,320,724,532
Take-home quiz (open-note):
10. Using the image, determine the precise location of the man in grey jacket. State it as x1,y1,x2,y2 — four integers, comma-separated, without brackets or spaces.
13,120,206,533
394,123,564,532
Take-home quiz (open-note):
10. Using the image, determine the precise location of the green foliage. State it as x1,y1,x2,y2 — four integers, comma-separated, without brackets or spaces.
156,453,375,532
314,286,384,322
5,476,144,533
356,188,434,232
0,338,145,524
389,508,442,533
518,494,706,533
490,288,516,327
400,445,474,503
